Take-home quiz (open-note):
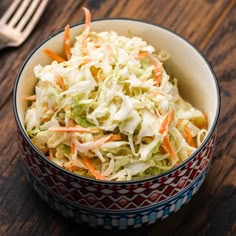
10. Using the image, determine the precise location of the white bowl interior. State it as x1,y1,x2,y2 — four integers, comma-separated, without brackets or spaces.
16,19,219,135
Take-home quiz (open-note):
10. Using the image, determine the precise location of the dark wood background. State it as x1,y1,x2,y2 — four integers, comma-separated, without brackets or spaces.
0,0,235,235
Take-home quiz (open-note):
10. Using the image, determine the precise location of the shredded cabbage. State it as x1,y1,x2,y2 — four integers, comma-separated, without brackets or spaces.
24,18,208,181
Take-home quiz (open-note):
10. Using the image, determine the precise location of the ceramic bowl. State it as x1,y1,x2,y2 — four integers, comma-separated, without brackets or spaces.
13,19,220,229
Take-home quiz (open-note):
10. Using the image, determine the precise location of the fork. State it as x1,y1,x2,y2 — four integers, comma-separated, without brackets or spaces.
0,0,48,49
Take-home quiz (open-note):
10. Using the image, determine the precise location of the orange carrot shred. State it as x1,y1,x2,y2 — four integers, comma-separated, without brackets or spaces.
176,120,195,147
82,7,91,37
81,58,92,65
176,119,183,127
64,24,71,60
159,109,178,160
136,51,149,59
55,75,66,91
161,135,178,161
159,109,175,135
71,142,76,155
184,125,195,147
82,7,91,48
44,117,50,122
44,49,66,63
93,134,121,143
83,157,107,180
66,165,81,172
153,63,162,86
106,134,121,142
48,126,100,133
154,74,161,86
197,112,208,129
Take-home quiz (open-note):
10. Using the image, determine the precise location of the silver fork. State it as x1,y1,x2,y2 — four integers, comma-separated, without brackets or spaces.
0,0,48,49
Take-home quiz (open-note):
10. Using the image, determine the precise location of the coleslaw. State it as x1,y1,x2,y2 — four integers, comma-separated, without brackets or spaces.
24,8,208,181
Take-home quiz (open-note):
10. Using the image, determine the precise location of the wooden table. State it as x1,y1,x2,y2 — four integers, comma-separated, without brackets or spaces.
0,0,235,235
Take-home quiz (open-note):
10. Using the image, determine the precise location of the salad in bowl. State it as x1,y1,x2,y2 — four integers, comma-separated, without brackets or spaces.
24,8,208,181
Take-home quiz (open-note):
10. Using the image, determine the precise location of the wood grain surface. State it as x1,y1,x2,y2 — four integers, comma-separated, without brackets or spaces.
0,0,235,235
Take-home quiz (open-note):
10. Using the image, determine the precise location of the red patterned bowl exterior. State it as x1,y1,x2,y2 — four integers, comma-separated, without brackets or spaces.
16,126,217,229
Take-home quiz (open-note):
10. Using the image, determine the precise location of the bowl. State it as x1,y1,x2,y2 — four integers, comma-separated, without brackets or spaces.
13,19,220,229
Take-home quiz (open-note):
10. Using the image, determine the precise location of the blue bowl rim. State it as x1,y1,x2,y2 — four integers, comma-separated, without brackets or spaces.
12,17,221,185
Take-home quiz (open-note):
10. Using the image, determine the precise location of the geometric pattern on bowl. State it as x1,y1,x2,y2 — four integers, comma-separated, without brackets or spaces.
22,160,209,229
18,129,216,211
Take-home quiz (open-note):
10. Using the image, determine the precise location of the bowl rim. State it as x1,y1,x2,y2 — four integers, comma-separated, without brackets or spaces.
12,17,221,185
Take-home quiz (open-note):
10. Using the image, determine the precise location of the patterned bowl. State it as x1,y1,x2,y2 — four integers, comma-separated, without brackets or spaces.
13,19,220,229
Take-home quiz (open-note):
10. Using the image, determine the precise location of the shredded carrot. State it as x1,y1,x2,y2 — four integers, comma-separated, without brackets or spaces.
24,95,36,101
154,74,161,86
83,157,107,180
184,125,195,147
106,134,121,142
159,108,175,135
95,44,101,48
161,135,178,161
44,117,50,122
176,119,184,128
71,141,78,161
83,7,91,37
159,109,177,160
82,7,91,48
135,51,149,59
148,54,163,86
204,112,208,128
176,120,195,147
55,75,66,91
93,134,121,143
44,49,66,63
48,126,100,133
64,24,71,60
81,58,92,65
153,63,162,86
66,165,81,172
176,119,187,134
159,143,167,154
197,112,208,129
71,142,76,155
91,66,98,77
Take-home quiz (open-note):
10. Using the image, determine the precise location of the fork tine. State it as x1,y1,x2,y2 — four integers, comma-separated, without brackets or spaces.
0,0,21,23
17,0,41,32
8,0,31,28
21,0,48,36
0,0,48,48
